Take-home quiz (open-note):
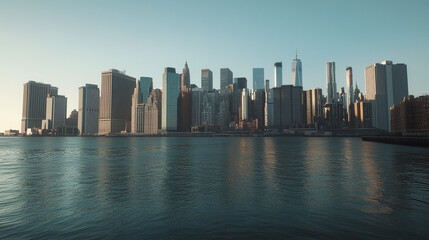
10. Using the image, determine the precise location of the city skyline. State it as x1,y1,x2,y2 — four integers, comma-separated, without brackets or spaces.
1,0,429,131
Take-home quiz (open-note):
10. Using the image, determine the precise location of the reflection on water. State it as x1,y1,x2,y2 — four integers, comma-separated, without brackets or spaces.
0,137,429,239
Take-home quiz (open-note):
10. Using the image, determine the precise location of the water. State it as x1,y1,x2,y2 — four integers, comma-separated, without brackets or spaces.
0,137,428,239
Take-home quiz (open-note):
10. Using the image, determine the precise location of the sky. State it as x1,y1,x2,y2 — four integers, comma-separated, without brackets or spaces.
1,0,429,131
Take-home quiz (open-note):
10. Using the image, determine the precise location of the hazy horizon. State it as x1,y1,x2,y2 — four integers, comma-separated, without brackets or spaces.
1,0,429,131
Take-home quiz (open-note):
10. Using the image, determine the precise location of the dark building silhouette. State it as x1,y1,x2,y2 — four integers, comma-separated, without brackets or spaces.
390,95,429,134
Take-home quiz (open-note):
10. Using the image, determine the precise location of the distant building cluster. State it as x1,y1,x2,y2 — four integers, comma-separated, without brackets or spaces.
17,55,424,136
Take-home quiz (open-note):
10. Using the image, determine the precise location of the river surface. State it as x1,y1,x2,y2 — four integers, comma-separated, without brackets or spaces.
0,137,428,239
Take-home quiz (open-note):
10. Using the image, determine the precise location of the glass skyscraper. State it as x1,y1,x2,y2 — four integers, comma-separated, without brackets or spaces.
162,67,180,131
139,77,153,104
252,68,264,90
274,62,282,87
220,68,233,91
326,62,337,104
292,54,302,87
201,69,213,91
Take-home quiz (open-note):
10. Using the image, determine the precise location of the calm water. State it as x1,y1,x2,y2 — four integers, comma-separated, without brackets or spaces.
0,137,428,239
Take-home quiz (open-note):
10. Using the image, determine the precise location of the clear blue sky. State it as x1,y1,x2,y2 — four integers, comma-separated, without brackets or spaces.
1,0,428,131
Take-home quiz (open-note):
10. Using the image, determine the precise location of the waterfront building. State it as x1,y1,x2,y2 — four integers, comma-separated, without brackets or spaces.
191,88,203,127
274,62,282,87
241,89,249,121
305,88,323,126
21,81,58,133
253,68,264,90
201,69,213,91
346,67,354,113
78,84,99,135
179,63,192,131
265,80,274,127
323,102,347,129
161,67,180,131
43,94,67,130
144,89,162,134
131,80,144,134
252,89,265,129
365,60,408,131
181,62,191,90
390,95,429,134
291,52,302,87
326,62,337,104
220,68,233,91
235,77,247,90
99,69,136,134
217,93,230,130
349,101,373,128
139,77,153,104
273,85,303,129
201,91,219,126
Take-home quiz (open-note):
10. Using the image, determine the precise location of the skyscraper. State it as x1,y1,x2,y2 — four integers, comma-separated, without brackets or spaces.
191,88,203,127
365,60,408,131
326,62,337,104
21,81,58,133
305,88,323,126
274,62,282,87
144,89,162,134
220,68,233,91
78,84,99,135
253,68,264,90
131,80,144,134
162,67,180,131
273,85,303,129
179,63,192,132
292,52,302,87
140,77,153,104
265,79,274,127
346,67,354,113
201,69,213,91
98,69,136,135
241,88,249,121
235,77,247,90
43,94,67,130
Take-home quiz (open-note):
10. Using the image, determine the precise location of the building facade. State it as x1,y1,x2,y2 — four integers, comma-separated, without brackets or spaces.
99,69,136,134
274,62,282,87
21,81,58,133
78,84,99,135
252,68,264,90
346,67,354,114
390,95,429,134
326,62,337,104
220,68,233,91
140,77,153,104
273,85,303,129
43,94,67,130
365,60,408,131
201,69,213,91
144,89,162,134
162,67,180,131
292,54,302,87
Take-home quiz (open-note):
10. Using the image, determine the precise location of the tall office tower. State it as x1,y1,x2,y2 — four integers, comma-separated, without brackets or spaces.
346,67,354,112
220,68,233,91
191,88,203,126
292,52,302,87
131,80,144,134
354,83,361,102
253,68,264,90
98,69,136,134
217,93,230,130
43,94,67,130
241,88,249,121
273,85,303,129
201,91,218,126
201,69,213,91
235,77,247,90
78,84,99,135
365,60,408,131
21,81,58,133
252,89,265,129
181,62,191,90
265,80,274,127
274,62,283,87
162,67,180,131
339,87,346,107
326,62,337,104
305,88,323,126
144,89,162,134
139,77,153,104
178,62,192,131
